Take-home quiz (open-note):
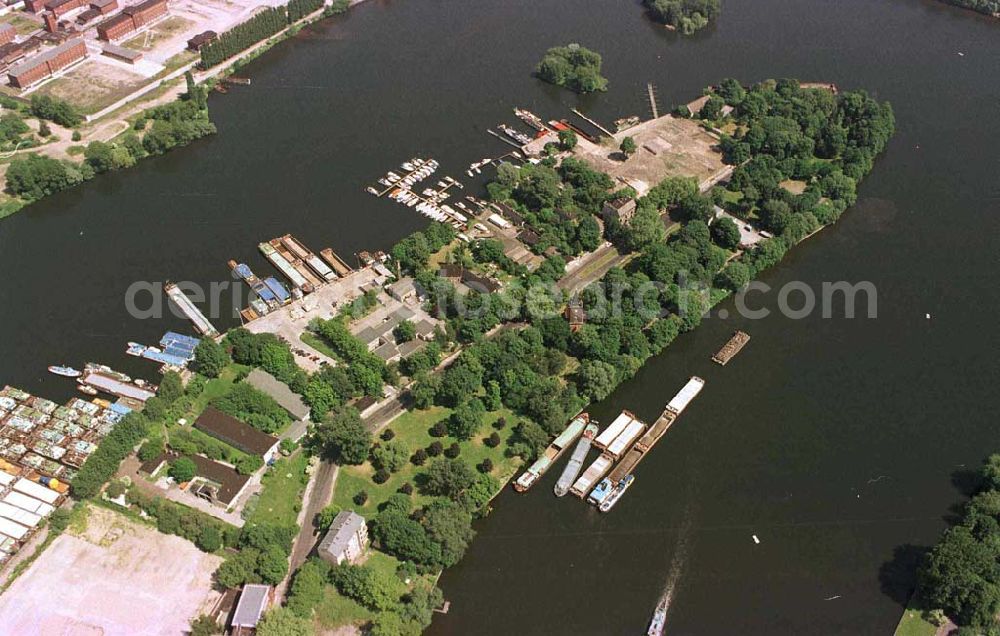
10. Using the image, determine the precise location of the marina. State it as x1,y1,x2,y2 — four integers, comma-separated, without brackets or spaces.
126,332,201,371
712,331,751,365
553,420,600,497
163,283,219,338
513,414,588,492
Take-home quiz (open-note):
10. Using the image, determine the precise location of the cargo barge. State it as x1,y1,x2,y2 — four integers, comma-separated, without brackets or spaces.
163,282,219,337
569,453,613,499
606,377,705,487
269,238,323,288
320,248,353,277
259,242,313,293
572,410,649,500
712,331,750,365
553,420,600,497
593,410,639,451
78,371,156,403
513,414,588,492
280,235,338,283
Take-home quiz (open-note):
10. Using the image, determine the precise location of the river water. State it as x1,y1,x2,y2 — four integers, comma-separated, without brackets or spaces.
0,0,998,633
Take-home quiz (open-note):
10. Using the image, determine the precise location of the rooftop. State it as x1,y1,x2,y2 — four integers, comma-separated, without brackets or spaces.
8,39,84,78
194,407,278,457
318,511,366,557
231,584,270,629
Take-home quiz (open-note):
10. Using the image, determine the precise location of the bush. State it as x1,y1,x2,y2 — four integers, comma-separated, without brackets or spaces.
71,130,81,142
170,457,197,483
478,458,494,473
444,442,461,458
353,490,368,506
430,421,448,437
30,94,82,127
137,439,163,462
398,482,413,495
381,428,395,441
427,441,443,457
493,417,507,430
71,413,148,499
485,432,501,448
411,448,428,466
373,468,390,484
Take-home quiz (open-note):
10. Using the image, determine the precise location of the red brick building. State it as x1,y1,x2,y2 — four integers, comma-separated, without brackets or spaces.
25,0,48,12
91,0,118,12
45,0,88,18
0,24,14,47
7,38,86,88
96,0,167,42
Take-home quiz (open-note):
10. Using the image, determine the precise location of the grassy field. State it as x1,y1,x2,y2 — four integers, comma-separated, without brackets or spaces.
247,451,310,526
0,14,41,36
300,332,339,360
331,405,523,518
892,596,940,636
34,61,148,115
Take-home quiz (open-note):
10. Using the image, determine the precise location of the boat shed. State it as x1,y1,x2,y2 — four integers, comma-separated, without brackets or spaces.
230,584,271,636
193,407,279,462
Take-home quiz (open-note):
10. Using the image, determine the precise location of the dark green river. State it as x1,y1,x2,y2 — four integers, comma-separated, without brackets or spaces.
0,0,998,633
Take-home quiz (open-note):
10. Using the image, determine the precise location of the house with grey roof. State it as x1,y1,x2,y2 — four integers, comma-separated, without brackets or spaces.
318,511,368,565
230,584,271,635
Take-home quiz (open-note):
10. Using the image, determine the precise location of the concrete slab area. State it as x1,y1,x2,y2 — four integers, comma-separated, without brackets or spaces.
0,506,223,636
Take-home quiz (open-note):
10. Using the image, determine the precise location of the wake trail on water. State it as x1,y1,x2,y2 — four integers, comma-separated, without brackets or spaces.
656,503,696,621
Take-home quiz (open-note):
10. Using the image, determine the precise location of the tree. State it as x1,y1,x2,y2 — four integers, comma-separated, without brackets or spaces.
190,615,220,636
576,215,602,252
558,129,577,150
255,608,313,636
330,564,402,612
508,420,549,461
485,431,501,448
424,458,476,500
353,490,368,505
169,457,197,483
216,549,261,588
315,408,371,464
711,216,741,250
448,398,486,441
286,560,329,618
444,442,461,458
158,371,184,403
84,141,135,173
194,338,229,378
577,359,619,402
535,43,608,94
393,320,416,343
411,448,428,465
479,458,494,473
715,261,751,292
373,439,409,473
422,500,475,568
314,505,341,530
624,205,666,251
5,154,87,202
620,136,637,157
196,525,223,552
30,94,82,127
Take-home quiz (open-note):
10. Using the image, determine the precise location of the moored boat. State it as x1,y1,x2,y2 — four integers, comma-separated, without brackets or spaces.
513,414,588,492
48,365,81,378
76,384,98,396
554,420,599,497
648,597,668,636
587,477,614,506
599,474,634,512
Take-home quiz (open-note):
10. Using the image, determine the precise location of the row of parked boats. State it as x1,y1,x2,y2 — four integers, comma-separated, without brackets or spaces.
513,377,706,514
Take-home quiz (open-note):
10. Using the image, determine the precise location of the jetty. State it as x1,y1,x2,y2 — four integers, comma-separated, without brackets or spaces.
487,129,523,148
163,283,219,337
606,377,705,486
712,331,750,366
571,108,614,137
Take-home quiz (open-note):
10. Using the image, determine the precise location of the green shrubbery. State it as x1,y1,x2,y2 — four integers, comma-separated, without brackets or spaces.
535,43,608,93
71,413,148,499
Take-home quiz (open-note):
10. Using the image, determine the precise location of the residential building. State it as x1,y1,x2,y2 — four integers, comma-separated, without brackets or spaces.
0,25,14,47
601,197,637,226
387,277,422,303
97,0,167,42
230,584,271,636
318,511,368,565
193,407,279,462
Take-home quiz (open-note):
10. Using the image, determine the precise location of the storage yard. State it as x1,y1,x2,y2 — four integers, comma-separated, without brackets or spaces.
0,505,223,635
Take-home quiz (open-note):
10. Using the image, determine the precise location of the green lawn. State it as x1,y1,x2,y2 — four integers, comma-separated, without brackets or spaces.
331,405,523,518
248,451,310,526
184,364,247,420
892,596,939,636
300,332,339,360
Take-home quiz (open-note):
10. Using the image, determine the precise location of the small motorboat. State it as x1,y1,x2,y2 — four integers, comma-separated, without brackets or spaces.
48,365,81,378
77,385,98,396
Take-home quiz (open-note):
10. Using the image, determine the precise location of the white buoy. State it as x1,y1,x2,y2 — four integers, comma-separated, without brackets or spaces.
752,535,760,544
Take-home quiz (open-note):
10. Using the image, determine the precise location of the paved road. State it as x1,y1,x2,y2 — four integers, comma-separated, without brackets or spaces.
287,460,338,575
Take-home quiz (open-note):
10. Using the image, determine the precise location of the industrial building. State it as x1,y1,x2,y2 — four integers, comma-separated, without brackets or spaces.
0,24,15,47
96,0,167,42
45,0,89,18
318,511,368,565
7,38,87,89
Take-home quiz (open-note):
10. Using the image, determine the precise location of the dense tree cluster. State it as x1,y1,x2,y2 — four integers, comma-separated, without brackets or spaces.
287,0,323,22
918,455,1000,630
200,7,287,68
312,318,390,398
30,94,81,127
535,43,608,93
215,522,297,588
643,0,721,34
5,154,91,202
390,222,456,274
311,407,372,465
71,412,148,498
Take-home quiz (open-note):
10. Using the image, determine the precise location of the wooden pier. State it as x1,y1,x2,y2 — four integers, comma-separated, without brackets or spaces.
712,331,750,366
647,82,659,119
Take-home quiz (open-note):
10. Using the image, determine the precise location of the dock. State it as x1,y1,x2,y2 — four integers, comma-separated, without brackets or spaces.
712,331,750,365
570,108,615,137
163,283,219,337
79,371,156,403
606,377,705,486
